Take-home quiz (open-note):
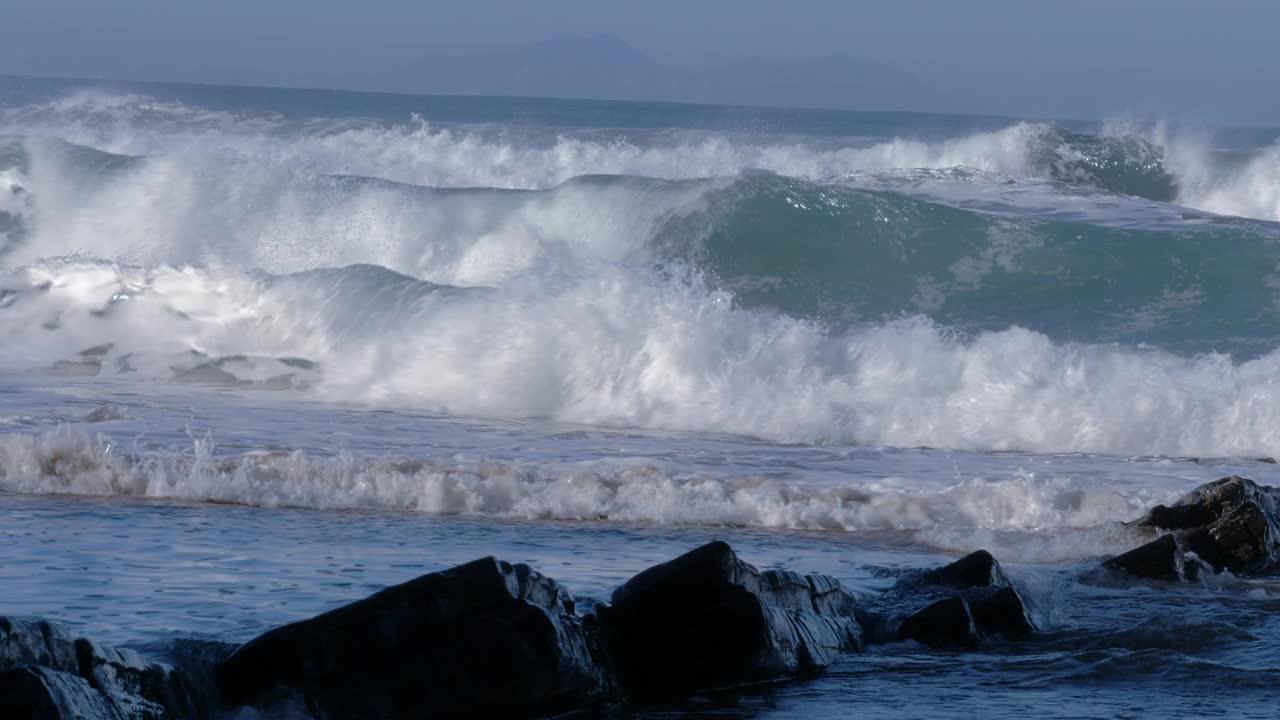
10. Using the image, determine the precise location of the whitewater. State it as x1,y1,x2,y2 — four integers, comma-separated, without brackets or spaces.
2,76,1279,719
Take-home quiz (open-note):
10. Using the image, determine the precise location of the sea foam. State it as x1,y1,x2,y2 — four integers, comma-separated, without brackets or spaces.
6,93,1280,458
0,425,1170,563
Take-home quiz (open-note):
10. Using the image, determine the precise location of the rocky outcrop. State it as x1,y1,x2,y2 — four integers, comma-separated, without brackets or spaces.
597,540,863,699
914,549,1011,589
215,556,612,719
0,665,157,720
5,543,1048,719
0,617,199,719
1105,476,1280,581
889,550,1035,649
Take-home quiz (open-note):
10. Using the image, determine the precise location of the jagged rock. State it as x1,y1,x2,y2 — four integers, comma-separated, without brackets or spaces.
891,551,1035,648
597,541,863,699
0,618,79,672
914,549,1010,589
75,638,199,719
1105,476,1280,580
0,665,161,720
216,556,612,719
894,587,1033,649
0,617,198,719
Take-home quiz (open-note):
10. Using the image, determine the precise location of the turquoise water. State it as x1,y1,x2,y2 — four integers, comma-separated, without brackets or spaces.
1,75,1279,718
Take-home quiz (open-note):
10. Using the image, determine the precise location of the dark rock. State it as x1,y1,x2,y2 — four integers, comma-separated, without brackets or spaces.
216,556,612,719
158,639,237,715
0,665,154,720
963,586,1035,640
1103,533,1185,582
891,551,1034,648
892,586,1034,649
896,596,979,649
1107,476,1280,580
75,638,199,719
912,549,1010,589
597,541,863,699
0,617,198,719
0,618,79,673
850,608,894,645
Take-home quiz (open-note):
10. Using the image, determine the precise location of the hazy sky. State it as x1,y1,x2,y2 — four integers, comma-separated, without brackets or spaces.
3,0,1278,121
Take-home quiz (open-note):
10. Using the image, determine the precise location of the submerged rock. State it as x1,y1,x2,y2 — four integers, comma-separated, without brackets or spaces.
597,540,863,699
216,556,612,719
0,617,199,719
1105,476,1280,581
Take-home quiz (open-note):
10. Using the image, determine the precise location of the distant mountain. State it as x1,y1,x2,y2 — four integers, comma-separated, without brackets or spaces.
383,35,949,113
690,55,944,112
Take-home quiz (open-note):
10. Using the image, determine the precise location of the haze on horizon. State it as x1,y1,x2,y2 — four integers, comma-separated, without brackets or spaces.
2,0,1278,124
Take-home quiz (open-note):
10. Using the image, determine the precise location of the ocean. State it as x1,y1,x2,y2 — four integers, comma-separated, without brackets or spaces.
1,75,1278,718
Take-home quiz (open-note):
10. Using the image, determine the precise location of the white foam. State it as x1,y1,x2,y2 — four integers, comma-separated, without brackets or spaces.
7,260,1280,457
9,91,1280,229
1177,143,1280,223
2,135,724,281
0,426,1168,561
0,166,32,254
1096,120,1280,222
7,93,1280,458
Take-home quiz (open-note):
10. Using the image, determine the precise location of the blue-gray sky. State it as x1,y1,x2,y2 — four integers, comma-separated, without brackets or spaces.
3,0,1278,122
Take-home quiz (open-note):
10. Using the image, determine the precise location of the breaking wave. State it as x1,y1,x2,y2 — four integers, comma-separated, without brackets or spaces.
0,426,1165,561
5,90,1280,456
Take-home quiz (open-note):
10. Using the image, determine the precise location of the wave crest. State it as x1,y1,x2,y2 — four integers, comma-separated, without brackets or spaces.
0,426,1160,559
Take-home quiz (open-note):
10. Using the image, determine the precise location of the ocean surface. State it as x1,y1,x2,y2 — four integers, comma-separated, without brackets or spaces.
2,75,1279,718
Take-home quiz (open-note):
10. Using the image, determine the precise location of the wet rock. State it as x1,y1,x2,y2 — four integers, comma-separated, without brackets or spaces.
597,541,863,699
896,595,978,649
0,618,79,672
894,587,1033,649
1106,476,1280,580
0,617,198,719
912,549,1010,589
0,665,159,720
964,586,1035,640
1104,533,1184,581
216,556,612,719
891,551,1034,648
158,640,237,715
75,638,199,719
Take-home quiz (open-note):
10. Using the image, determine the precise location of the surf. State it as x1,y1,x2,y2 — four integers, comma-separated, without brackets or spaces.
6,89,1280,457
